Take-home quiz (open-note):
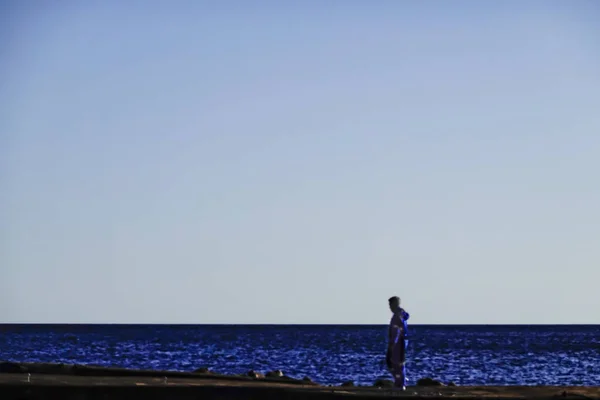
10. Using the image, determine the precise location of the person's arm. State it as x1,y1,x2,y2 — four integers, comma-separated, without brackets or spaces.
386,316,399,368
388,314,403,349
387,318,394,349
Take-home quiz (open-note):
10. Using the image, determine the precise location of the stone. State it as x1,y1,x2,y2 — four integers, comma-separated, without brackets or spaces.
193,367,210,374
448,381,457,386
417,377,445,386
266,370,284,378
302,376,312,383
341,381,355,387
247,370,265,379
374,379,394,388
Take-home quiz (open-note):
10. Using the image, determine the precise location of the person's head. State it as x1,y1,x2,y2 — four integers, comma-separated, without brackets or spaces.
388,296,400,313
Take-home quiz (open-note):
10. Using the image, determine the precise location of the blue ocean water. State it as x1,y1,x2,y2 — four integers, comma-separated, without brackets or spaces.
0,325,598,386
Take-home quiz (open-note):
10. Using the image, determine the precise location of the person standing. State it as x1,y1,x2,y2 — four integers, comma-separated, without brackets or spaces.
386,296,410,390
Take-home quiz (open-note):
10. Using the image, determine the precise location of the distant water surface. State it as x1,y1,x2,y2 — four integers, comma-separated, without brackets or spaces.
0,324,598,386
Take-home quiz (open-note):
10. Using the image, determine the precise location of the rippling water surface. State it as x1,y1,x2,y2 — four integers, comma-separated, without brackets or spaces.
1,325,598,386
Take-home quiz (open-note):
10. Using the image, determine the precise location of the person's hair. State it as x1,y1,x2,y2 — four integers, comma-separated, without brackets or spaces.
388,296,400,304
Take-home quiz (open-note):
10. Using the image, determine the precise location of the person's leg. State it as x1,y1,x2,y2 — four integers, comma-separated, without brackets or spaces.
391,341,406,389
403,339,408,386
391,366,405,388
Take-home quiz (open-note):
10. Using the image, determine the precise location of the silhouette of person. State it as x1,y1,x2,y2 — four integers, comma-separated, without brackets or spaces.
386,296,410,389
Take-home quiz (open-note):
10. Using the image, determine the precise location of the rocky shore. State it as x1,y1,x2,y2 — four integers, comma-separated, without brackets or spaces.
1,361,598,400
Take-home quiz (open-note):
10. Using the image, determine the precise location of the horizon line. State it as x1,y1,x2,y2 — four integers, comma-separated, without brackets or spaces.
1,323,598,326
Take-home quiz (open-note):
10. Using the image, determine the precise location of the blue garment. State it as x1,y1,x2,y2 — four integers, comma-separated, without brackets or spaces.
400,308,410,338
389,308,410,343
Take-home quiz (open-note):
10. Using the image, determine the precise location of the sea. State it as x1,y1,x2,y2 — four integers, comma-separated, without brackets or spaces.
0,324,598,386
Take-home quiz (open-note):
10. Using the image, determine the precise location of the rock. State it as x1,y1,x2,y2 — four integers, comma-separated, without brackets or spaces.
341,381,355,387
374,379,394,388
266,370,284,378
0,362,27,373
193,367,210,374
417,377,445,386
247,370,265,379
448,381,457,386
302,376,312,383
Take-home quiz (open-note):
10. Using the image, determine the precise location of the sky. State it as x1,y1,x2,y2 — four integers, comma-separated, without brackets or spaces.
1,1,599,325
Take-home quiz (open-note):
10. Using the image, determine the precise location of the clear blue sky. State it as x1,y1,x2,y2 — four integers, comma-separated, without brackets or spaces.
1,1,599,324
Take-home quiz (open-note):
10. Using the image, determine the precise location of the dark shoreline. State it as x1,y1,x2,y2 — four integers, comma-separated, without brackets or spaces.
1,362,599,400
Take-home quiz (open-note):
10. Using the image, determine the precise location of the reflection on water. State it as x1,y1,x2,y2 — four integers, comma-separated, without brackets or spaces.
0,324,598,386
